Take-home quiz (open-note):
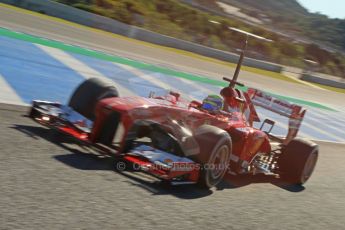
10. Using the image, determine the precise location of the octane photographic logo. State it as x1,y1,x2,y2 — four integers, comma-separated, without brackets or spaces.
114,160,230,172
115,161,127,171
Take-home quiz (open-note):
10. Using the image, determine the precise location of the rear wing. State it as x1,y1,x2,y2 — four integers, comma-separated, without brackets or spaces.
247,88,306,144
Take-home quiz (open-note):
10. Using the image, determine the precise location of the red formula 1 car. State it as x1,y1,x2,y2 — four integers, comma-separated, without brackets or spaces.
29,73,318,188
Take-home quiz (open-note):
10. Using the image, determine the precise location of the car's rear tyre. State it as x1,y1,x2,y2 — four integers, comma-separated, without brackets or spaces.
277,138,318,185
69,78,119,121
193,125,232,189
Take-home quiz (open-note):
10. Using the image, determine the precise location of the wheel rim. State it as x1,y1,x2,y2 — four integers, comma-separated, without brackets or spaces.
301,149,318,183
206,145,229,186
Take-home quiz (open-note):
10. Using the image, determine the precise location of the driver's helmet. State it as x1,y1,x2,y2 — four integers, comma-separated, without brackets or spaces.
202,95,224,112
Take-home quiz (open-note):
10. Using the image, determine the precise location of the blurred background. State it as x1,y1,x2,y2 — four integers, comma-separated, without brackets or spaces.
54,0,345,80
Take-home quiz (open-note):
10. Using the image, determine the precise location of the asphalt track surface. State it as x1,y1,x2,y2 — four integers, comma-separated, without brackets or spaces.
1,104,345,229
1,4,345,109
1,4,345,230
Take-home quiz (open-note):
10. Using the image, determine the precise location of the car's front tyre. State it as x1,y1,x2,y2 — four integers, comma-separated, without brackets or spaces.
193,125,232,189
68,78,119,121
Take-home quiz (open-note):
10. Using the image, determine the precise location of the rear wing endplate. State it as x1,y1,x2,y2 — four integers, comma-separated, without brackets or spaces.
247,88,306,144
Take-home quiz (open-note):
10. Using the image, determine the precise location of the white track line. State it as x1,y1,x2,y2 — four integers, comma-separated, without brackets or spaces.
291,76,327,90
116,63,173,90
307,108,345,126
311,139,345,144
179,78,216,94
116,63,221,101
305,115,345,137
282,70,327,91
115,63,185,94
0,74,25,105
256,109,314,140
178,78,220,101
300,119,345,142
36,45,135,96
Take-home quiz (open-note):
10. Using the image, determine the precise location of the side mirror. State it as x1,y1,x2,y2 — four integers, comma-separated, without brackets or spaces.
148,91,155,98
260,119,275,134
235,97,245,103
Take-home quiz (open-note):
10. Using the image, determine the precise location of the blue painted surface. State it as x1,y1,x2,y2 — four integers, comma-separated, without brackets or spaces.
71,52,220,100
254,107,288,136
256,106,343,141
0,36,84,104
0,34,344,142
303,114,345,139
307,107,345,129
133,71,220,101
70,52,167,97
